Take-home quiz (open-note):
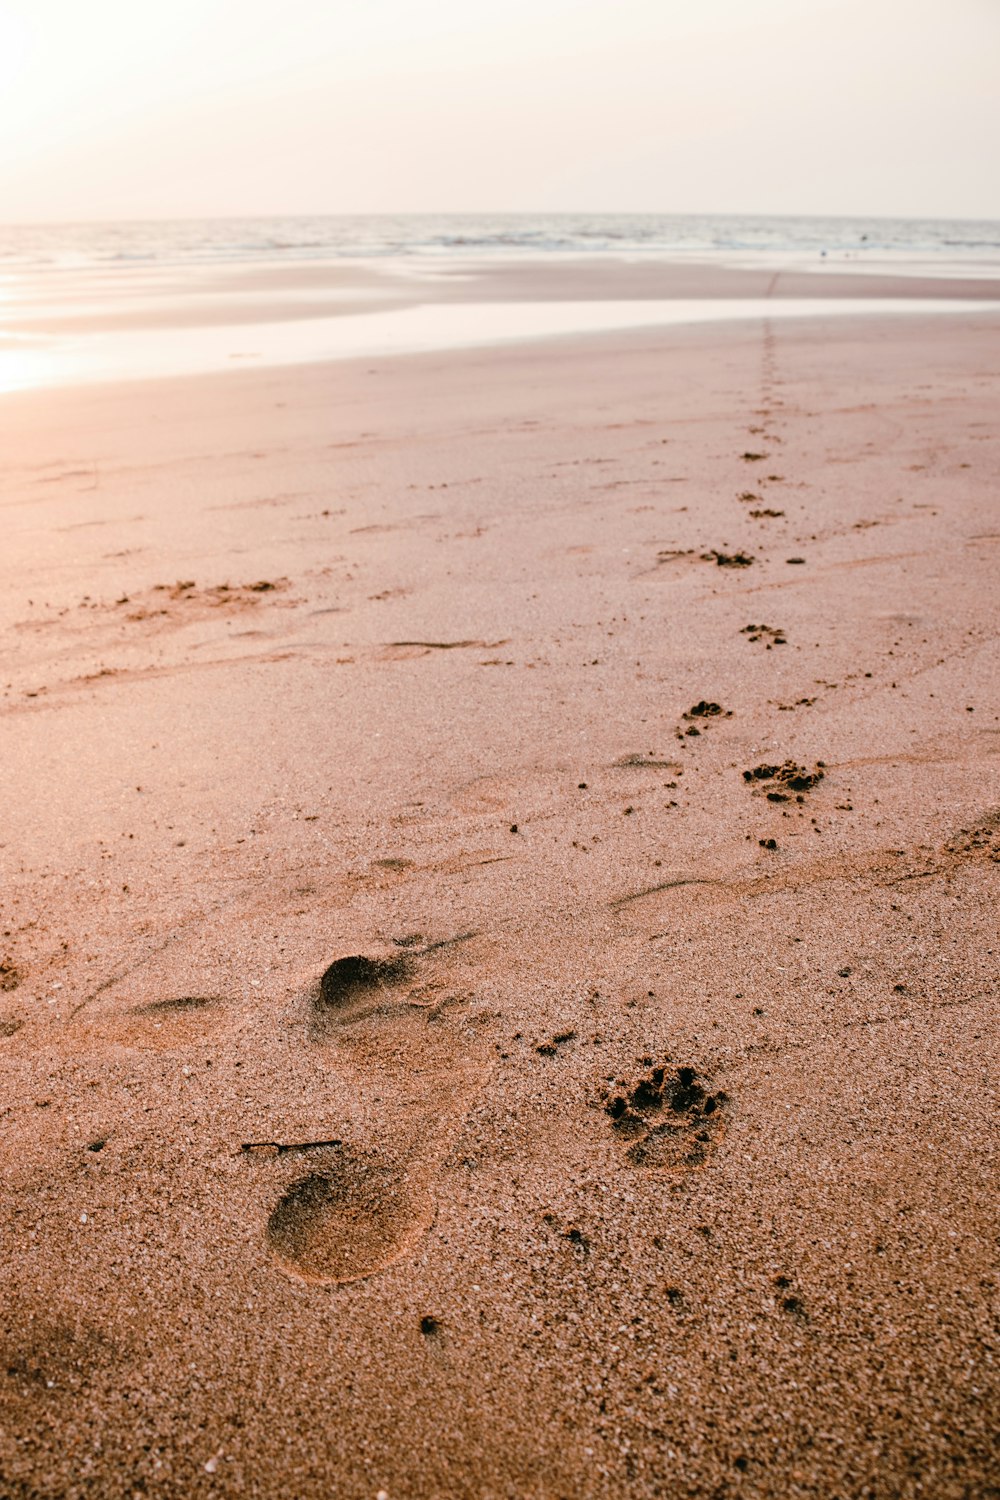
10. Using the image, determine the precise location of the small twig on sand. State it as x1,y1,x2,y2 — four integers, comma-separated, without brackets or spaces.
240,1138,342,1157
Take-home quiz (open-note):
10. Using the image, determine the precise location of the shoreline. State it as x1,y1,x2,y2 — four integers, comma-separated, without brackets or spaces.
2,253,1000,393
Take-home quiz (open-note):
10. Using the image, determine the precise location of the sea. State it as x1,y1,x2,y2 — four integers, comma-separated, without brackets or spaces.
1,212,999,272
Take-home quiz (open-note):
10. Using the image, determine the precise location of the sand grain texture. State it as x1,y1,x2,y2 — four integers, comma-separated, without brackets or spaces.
1,306,998,1499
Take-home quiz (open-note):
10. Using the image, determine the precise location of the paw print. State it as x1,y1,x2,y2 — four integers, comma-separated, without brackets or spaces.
603,1061,728,1171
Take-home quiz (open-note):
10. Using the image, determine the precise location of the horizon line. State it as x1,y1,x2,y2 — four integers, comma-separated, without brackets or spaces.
2,208,1000,230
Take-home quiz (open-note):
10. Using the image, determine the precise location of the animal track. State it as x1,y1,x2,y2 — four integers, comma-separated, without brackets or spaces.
741,623,786,647
743,760,825,801
683,701,731,721
652,548,754,572
702,550,754,568
0,959,22,991
943,815,1000,864
677,700,732,740
116,578,290,623
602,1062,728,1170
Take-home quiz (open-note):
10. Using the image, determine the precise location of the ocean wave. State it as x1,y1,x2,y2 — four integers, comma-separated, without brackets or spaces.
1,213,999,274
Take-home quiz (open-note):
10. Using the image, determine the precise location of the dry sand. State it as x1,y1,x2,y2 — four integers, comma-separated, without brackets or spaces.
0,302,998,1498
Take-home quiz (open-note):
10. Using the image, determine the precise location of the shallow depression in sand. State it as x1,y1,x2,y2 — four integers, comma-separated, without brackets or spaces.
266,1150,435,1285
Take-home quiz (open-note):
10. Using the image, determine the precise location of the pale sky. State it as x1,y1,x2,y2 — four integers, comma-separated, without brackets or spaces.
0,0,997,222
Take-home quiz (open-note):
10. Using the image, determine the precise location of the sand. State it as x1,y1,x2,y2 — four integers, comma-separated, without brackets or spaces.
10,256,1000,339
0,297,997,1498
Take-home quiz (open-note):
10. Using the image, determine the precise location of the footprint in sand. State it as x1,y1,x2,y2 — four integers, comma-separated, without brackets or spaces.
312,950,413,1027
37,927,485,1291
266,1148,437,1285
257,935,486,1286
602,1060,729,1171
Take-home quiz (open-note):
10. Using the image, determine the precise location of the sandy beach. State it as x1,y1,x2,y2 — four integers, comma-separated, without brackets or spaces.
1,284,997,1498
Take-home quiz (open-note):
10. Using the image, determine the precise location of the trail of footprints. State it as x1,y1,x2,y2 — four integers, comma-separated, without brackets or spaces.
263,952,737,1281
5,914,739,1292
262,949,736,1283
25,334,808,1291
96,941,738,1286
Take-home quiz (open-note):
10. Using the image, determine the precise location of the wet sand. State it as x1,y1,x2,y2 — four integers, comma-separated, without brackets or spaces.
10,256,1000,338
1,304,998,1498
